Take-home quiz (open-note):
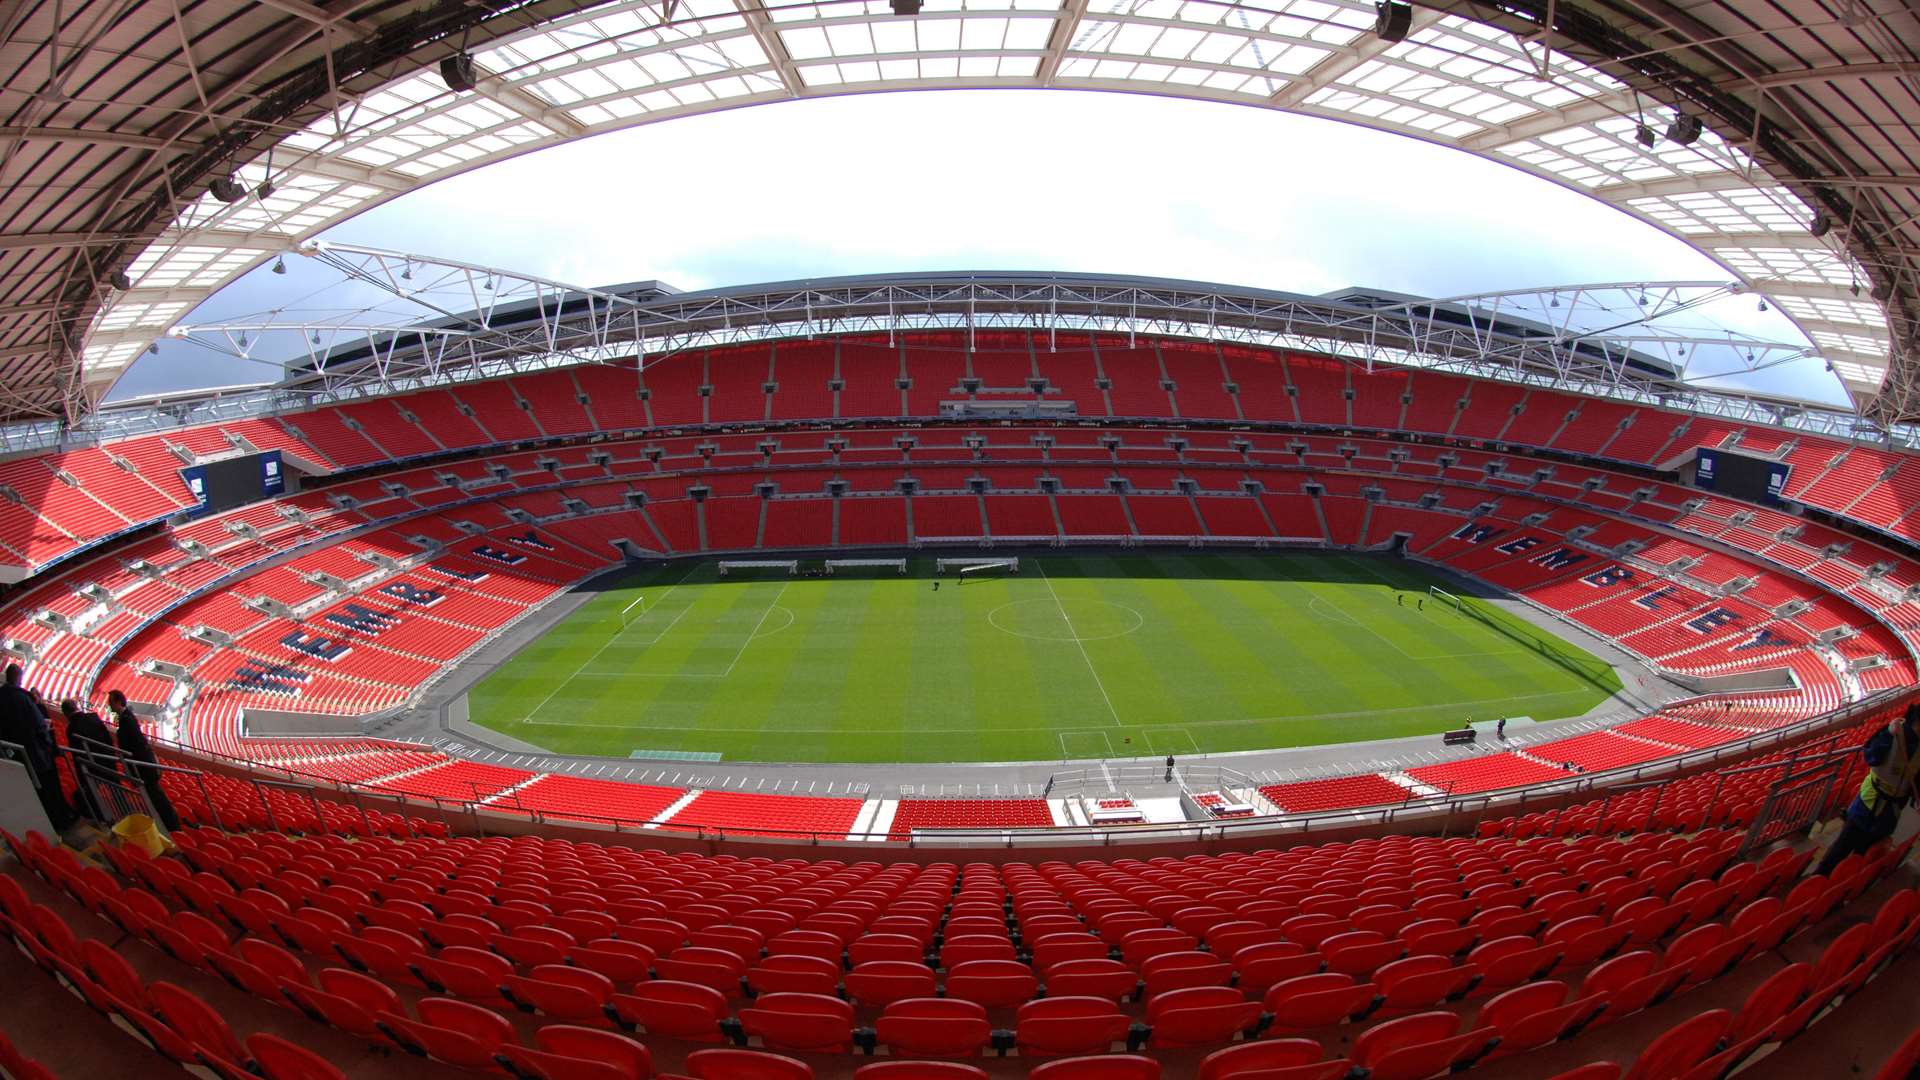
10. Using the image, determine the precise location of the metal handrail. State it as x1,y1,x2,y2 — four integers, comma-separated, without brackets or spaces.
111,685,1911,846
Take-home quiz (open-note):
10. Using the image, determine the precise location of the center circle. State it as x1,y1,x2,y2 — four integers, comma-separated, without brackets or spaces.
987,598,1145,642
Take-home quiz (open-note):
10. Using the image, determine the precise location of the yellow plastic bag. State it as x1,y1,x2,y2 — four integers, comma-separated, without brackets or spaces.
111,813,172,859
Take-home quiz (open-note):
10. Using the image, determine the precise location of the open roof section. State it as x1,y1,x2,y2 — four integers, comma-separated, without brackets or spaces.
1,0,1915,425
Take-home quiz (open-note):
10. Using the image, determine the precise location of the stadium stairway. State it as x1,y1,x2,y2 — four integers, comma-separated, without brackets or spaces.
3,807,1917,1080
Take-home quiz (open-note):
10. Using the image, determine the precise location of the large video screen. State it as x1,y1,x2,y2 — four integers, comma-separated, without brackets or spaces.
180,450,285,517
1695,447,1790,506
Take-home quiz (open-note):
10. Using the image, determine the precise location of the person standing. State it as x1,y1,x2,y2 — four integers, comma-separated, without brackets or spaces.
1496,717,1507,742
0,664,75,832
108,690,180,832
1815,704,1920,877
61,699,121,824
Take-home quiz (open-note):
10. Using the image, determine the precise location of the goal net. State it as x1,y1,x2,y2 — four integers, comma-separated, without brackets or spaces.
717,560,798,578
1428,584,1616,687
938,557,1019,583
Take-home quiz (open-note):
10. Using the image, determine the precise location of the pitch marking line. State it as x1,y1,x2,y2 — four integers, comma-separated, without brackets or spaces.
720,580,791,678
1305,593,1520,662
1037,560,1124,727
1143,727,1202,756
520,562,703,720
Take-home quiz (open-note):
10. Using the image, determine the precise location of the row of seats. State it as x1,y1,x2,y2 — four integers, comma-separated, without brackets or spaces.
7,328,1919,569
5,797,1918,1080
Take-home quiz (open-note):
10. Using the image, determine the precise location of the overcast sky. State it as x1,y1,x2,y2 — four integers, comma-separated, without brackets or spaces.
118,88,1844,405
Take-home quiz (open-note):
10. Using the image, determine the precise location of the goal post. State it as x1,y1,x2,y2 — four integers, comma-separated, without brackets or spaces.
938,557,1019,583
619,593,649,626
1427,585,1465,613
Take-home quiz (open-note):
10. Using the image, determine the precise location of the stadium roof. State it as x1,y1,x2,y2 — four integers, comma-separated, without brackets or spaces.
2,0,1916,426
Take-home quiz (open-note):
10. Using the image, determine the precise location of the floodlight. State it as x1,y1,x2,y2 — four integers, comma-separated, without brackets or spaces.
208,176,245,203
890,0,921,14
1809,212,1832,238
256,179,276,201
272,257,287,275
1635,123,1657,149
109,271,132,291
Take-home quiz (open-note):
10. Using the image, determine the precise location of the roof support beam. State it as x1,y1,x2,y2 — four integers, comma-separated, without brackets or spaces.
251,0,374,40
471,66,588,138
1268,8,1443,109
1038,0,1090,85
1593,171,1776,201
1700,231,1836,252
1455,95,1631,152
0,126,203,152
0,342,55,363
736,0,805,95
1716,60,1920,91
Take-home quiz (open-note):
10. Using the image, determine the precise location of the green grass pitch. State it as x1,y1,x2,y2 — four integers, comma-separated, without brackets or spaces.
464,551,1625,763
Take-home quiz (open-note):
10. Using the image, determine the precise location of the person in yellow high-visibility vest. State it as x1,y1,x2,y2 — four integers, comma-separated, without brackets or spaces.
1815,704,1920,877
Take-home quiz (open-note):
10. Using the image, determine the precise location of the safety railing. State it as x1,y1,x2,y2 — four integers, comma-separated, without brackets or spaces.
99,685,1910,848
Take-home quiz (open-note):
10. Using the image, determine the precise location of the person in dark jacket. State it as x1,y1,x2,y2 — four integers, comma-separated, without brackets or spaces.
1815,703,1920,877
0,664,75,831
61,699,121,824
107,689,179,832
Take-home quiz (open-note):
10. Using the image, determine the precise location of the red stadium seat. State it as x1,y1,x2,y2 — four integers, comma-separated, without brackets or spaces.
1197,1040,1349,1080
1013,996,1132,1057
246,1034,347,1080
875,998,993,1058
852,1064,988,1080
1479,981,1607,1054
1374,955,1480,1014
1027,1055,1161,1080
149,981,251,1076
684,1048,814,1079
1044,958,1140,1001
738,992,857,1053
380,996,519,1069
610,981,731,1041
1622,1010,1733,1080
527,1027,654,1080
504,966,618,1021
1351,1010,1499,1080
1263,973,1381,1031
944,959,1039,1008
746,954,842,996
847,961,938,1007
1145,986,1264,1047
413,947,516,999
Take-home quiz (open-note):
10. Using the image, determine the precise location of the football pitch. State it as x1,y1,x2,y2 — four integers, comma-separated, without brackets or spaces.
464,551,1625,763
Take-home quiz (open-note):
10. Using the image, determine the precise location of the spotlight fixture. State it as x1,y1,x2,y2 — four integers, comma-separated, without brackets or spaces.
237,333,249,348
1809,212,1833,238
208,176,245,203
1635,123,1657,149
1870,280,1893,301
256,179,276,201
400,263,413,281
889,0,921,11
311,332,322,345
1374,1,1413,42
440,53,479,92
272,257,287,275
1758,299,1767,312
482,276,495,291
148,343,160,356
1851,282,1863,298
1666,114,1702,146
109,271,132,291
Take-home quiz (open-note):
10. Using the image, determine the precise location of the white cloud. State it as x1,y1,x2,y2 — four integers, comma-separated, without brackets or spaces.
117,88,1844,404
